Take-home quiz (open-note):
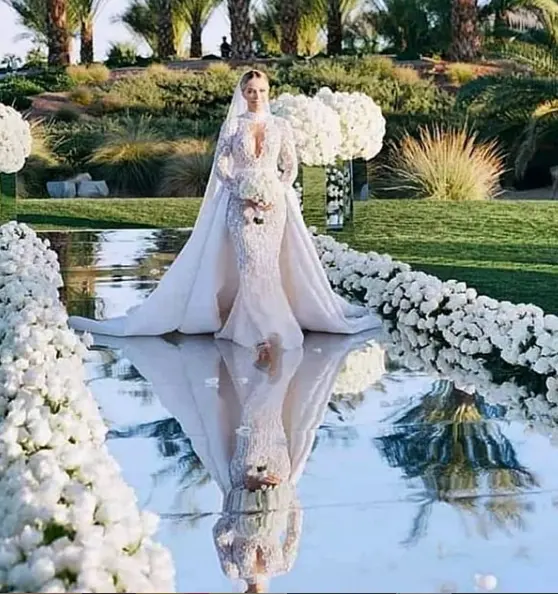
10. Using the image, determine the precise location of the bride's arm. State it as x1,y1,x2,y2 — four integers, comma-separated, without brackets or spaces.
215,120,235,188
278,118,298,186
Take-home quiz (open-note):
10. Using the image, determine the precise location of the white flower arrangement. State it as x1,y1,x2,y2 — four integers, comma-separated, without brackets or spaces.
0,222,175,593
315,87,386,162
325,164,351,230
270,94,342,167
0,104,32,175
310,230,558,421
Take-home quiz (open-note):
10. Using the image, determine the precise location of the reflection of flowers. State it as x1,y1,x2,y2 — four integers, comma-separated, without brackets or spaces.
375,379,537,545
333,342,386,396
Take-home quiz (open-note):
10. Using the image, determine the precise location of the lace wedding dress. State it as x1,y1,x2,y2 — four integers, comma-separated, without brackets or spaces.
69,78,381,350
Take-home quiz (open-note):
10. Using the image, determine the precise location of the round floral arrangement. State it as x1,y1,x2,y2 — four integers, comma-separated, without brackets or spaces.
0,103,32,174
270,93,342,166
316,87,386,161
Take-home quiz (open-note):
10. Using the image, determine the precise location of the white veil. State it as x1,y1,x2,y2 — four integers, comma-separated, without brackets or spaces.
69,73,380,340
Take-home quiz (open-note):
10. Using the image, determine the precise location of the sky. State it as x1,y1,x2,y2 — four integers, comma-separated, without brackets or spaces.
0,0,231,63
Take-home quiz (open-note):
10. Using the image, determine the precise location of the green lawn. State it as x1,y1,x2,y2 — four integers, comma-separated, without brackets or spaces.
15,196,558,314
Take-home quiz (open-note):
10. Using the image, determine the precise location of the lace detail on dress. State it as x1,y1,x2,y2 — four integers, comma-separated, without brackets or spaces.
215,113,304,350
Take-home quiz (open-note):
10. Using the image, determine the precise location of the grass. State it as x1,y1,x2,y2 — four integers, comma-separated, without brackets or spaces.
15,196,558,314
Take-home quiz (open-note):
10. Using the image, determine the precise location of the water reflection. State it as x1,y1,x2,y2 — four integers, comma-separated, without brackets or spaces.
90,331,382,593
376,380,538,546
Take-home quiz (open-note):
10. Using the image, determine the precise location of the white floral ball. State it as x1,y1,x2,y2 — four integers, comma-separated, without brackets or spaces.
0,103,32,174
316,87,386,161
270,93,342,166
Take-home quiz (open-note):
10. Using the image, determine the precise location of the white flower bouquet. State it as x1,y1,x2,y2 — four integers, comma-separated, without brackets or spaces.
0,104,32,174
238,171,281,225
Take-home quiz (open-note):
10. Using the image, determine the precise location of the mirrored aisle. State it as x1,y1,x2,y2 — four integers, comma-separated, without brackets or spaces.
48,229,558,593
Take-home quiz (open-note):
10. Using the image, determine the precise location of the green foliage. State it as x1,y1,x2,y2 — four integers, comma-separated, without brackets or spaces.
446,63,479,86
0,75,44,109
69,86,96,106
67,64,111,85
28,68,76,92
19,123,74,198
457,73,558,186
105,42,140,68
387,126,505,201
159,139,215,196
87,116,172,195
276,57,454,115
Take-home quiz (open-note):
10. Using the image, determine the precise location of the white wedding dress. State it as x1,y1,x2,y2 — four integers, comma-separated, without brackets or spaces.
69,79,381,350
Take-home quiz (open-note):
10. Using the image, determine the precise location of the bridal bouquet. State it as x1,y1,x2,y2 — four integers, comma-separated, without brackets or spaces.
238,171,281,225
0,103,32,174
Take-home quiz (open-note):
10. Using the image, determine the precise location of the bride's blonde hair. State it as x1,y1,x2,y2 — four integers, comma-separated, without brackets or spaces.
240,69,269,91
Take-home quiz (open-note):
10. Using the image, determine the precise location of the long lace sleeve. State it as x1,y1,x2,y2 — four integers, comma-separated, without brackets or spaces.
278,118,298,186
215,120,235,187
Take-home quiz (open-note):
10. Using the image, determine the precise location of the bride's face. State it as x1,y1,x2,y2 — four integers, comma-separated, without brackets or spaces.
242,78,270,111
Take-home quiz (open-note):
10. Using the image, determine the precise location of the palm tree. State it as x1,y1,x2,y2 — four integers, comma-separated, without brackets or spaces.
280,0,300,55
120,0,219,58
4,0,106,64
47,0,71,66
253,0,323,56
368,0,444,57
228,0,252,58
327,0,343,54
449,0,481,61
174,0,223,57
481,0,558,44
158,0,176,58
69,0,108,63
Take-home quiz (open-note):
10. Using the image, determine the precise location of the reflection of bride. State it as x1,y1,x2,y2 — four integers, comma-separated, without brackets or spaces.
69,69,380,354
91,331,384,592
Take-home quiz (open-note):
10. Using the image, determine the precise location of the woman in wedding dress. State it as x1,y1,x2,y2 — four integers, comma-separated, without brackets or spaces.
69,70,381,357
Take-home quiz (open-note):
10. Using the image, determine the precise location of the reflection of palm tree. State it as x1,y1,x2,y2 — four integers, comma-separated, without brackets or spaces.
376,380,538,546
108,417,210,493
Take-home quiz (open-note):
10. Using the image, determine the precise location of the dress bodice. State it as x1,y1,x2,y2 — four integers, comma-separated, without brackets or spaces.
215,112,298,189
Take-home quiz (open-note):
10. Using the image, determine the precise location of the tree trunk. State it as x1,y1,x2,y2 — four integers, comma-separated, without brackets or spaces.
158,0,176,60
47,0,70,67
280,0,299,56
190,18,203,58
449,0,481,62
80,19,94,64
327,0,343,56
228,0,252,59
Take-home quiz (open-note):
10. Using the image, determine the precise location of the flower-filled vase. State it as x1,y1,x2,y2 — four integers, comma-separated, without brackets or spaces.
0,172,17,223
326,161,352,231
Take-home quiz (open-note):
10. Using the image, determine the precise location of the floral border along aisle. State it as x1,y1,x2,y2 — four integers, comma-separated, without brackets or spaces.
312,230,558,412
0,222,175,593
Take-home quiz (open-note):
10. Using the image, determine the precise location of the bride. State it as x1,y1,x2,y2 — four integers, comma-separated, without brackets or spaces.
69,69,381,354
